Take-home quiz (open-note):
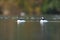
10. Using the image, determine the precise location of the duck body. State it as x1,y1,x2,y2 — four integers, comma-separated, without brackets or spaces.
40,19,48,23
17,19,26,24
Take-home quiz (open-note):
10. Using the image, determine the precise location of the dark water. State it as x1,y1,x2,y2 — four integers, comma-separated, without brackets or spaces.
0,15,60,40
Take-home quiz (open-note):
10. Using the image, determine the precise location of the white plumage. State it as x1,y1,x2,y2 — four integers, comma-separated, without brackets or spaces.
17,20,26,24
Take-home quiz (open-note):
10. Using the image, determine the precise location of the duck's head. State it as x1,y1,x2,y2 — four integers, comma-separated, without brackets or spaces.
41,17,45,20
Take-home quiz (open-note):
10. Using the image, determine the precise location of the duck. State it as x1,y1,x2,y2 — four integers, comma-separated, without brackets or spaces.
40,17,48,26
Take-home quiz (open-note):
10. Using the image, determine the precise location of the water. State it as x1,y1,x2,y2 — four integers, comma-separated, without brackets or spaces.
0,15,60,40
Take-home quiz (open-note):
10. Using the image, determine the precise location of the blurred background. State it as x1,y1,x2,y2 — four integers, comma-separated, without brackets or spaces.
0,0,60,40
0,0,59,16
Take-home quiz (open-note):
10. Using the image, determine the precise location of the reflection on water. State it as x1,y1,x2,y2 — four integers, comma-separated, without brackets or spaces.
0,15,60,40
17,21,41,40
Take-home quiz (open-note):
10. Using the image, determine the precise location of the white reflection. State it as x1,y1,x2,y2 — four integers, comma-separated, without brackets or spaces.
17,20,26,24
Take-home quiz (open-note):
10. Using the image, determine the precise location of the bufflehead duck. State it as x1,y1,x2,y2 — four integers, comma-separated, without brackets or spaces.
40,17,48,25
17,19,26,24
40,17,48,22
